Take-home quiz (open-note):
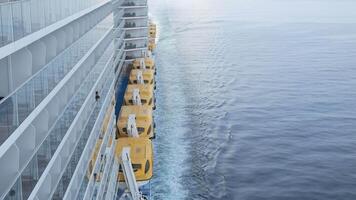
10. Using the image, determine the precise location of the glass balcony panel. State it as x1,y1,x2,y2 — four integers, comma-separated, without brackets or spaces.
11,2,24,41
0,96,17,142
37,0,45,29
30,0,41,32
44,0,51,26
22,0,32,36
16,80,35,124
1,5,13,45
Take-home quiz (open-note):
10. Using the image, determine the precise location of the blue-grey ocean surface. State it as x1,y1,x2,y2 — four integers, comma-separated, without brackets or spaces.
148,0,356,199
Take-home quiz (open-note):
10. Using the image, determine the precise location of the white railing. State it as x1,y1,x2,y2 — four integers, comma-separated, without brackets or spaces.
104,158,119,200
62,72,116,200
27,39,115,200
94,127,116,200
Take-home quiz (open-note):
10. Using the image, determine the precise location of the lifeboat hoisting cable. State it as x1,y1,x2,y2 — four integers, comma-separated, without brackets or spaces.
140,58,146,70
136,70,145,84
132,88,142,105
127,114,139,138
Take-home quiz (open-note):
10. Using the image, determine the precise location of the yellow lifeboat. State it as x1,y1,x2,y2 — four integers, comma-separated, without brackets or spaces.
149,22,156,38
148,39,156,51
124,84,155,109
129,69,155,86
132,57,155,71
116,137,153,184
117,105,155,139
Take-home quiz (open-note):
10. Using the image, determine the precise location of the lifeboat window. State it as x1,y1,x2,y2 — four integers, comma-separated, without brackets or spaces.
148,98,152,105
137,127,145,133
147,125,151,136
119,164,141,172
132,164,142,172
145,160,150,174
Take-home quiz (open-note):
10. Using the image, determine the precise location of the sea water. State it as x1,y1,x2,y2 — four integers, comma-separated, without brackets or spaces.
149,0,356,199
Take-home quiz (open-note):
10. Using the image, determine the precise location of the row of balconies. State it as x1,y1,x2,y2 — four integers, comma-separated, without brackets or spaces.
0,0,109,48
112,0,147,59
0,7,112,148
0,15,116,200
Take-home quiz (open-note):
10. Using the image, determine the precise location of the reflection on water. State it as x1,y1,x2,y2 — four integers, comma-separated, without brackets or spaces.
149,0,356,199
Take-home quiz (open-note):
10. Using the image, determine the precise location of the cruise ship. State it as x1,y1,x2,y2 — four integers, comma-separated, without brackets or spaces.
0,0,157,199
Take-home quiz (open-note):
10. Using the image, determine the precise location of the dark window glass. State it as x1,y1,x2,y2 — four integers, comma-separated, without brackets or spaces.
132,164,142,172
145,160,150,174
137,127,145,133
119,164,141,172
147,125,151,136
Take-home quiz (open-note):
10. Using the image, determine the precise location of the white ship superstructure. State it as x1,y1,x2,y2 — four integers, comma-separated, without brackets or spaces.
0,0,149,199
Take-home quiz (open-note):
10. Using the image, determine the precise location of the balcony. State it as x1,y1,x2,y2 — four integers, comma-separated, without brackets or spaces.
124,31,147,40
121,12,148,20
123,22,147,31
119,1,147,9
124,42,147,51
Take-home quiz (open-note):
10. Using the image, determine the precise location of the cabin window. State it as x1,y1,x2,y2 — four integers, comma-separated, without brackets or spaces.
141,99,147,104
145,160,150,174
148,98,152,105
144,80,149,84
150,80,153,84
122,128,127,133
